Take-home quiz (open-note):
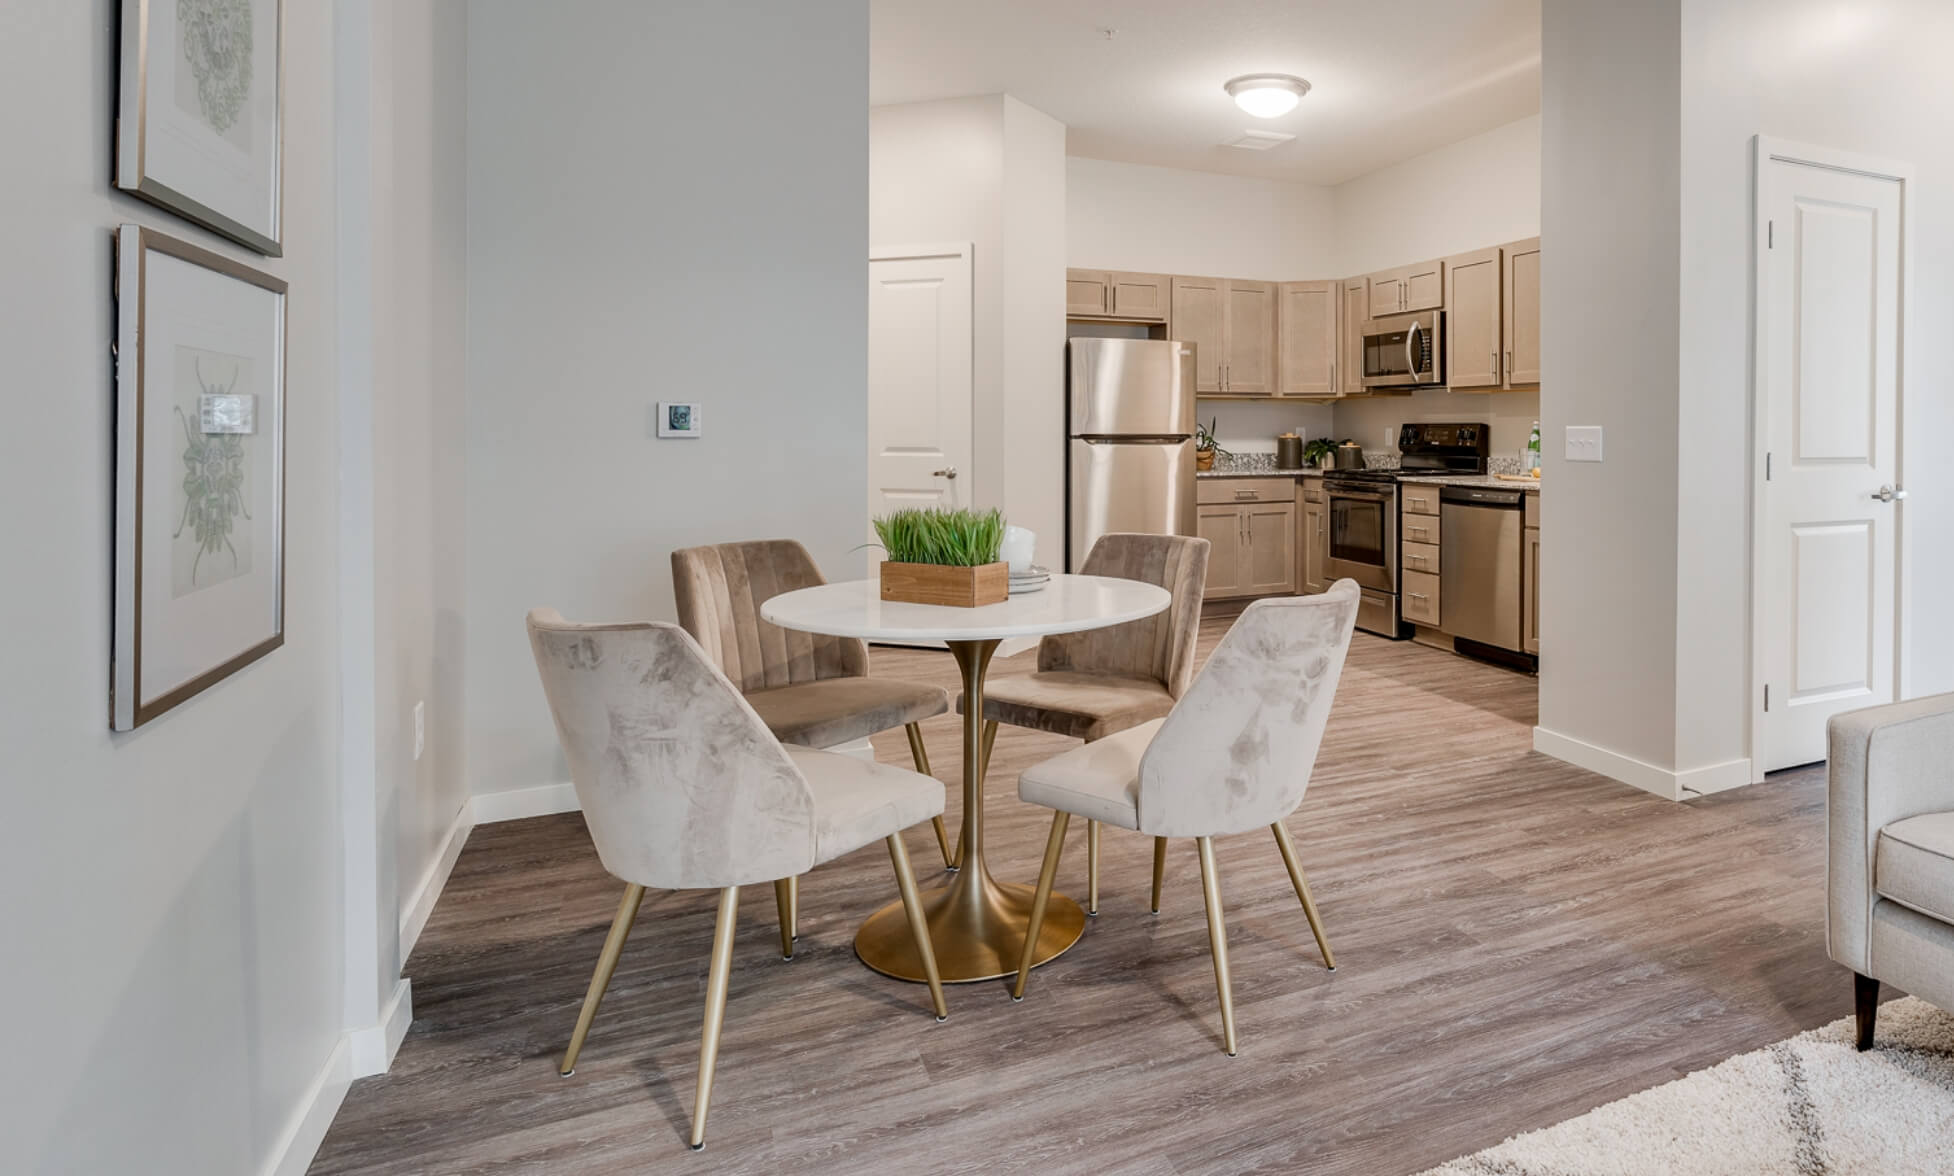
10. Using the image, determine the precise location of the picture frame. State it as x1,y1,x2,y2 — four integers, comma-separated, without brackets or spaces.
113,225,288,730
116,0,285,255
657,401,703,439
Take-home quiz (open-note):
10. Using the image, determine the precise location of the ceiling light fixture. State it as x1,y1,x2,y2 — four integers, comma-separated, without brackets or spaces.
1224,74,1310,119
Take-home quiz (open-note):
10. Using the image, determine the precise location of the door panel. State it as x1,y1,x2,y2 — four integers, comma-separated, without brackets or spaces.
1069,439,1195,571
1171,276,1225,393
1198,506,1246,599
1245,503,1296,594
1402,260,1444,313
1759,159,1901,771
1224,280,1275,395
1340,278,1369,396
1503,237,1541,385
1445,247,1502,389
1278,281,1337,397
1109,271,1170,322
1067,269,1110,317
869,249,972,573
1069,339,1196,437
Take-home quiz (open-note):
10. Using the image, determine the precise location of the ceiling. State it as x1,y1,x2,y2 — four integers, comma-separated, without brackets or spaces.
870,0,1541,187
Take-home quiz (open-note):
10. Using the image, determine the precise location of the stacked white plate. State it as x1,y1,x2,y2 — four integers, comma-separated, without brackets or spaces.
1007,564,1052,595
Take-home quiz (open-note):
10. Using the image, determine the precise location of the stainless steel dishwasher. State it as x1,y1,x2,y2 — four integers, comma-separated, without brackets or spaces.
1439,485,1525,651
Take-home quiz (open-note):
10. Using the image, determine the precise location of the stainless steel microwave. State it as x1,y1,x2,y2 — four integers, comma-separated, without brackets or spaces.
1361,311,1444,388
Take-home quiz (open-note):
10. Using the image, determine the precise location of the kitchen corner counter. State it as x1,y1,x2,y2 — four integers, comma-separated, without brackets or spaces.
1397,474,1542,493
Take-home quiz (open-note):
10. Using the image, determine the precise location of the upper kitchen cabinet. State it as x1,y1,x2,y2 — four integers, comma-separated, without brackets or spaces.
1502,237,1542,386
1171,275,1225,392
1067,269,1171,323
1173,276,1274,395
1277,281,1338,398
1339,277,1368,396
1444,245,1503,390
1366,259,1444,316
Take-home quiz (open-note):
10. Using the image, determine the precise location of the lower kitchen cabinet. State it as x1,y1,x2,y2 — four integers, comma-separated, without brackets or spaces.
1524,495,1540,653
1197,499,1296,600
1302,496,1327,593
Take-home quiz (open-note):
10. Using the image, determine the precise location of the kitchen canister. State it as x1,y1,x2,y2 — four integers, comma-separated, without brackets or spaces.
1276,433,1303,470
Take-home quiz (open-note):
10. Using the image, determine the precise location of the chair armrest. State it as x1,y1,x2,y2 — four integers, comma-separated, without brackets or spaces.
1828,693,1954,973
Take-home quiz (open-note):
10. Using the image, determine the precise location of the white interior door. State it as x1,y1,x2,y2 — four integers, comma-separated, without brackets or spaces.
1756,151,1905,772
868,244,972,575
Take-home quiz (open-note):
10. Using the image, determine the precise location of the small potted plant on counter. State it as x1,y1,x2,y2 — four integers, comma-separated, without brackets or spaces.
1304,437,1341,470
874,506,1009,607
1195,418,1228,472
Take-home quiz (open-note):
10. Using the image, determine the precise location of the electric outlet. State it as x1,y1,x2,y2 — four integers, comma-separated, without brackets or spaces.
1566,426,1604,462
413,700,426,761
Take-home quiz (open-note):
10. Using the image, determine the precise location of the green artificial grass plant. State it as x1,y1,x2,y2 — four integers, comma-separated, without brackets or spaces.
872,507,1006,567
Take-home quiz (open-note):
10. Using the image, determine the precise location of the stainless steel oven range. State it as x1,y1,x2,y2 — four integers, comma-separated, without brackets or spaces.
1321,421,1491,638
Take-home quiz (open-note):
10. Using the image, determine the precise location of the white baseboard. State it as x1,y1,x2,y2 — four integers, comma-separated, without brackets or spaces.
399,803,472,962
1532,727,1755,801
263,1037,351,1176
472,780,580,823
348,977,413,1077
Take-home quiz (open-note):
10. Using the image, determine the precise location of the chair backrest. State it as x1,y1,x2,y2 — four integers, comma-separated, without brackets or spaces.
1038,533,1211,695
1136,580,1360,839
671,539,868,693
526,609,818,890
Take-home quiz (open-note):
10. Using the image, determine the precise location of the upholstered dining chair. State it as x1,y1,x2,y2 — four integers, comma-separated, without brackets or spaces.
956,532,1209,914
527,610,949,1151
1009,581,1360,1056
673,539,957,905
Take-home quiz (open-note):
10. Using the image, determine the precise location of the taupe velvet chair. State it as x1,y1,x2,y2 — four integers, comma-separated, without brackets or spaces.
673,539,956,888
956,533,1210,913
527,611,949,1151
1826,693,1954,1050
1010,582,1360,1055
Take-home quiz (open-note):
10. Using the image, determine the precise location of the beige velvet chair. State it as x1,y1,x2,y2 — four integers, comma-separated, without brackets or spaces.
673,539,956,884
956,532,1210,914
1009,581,1360,1055
1826,693,1954,1050
527,610,949,1151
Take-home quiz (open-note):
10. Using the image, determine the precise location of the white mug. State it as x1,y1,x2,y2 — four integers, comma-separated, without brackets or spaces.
1000,525,1036,573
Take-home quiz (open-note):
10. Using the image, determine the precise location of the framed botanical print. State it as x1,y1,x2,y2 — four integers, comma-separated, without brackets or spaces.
116,0,284,255
113,226,287,730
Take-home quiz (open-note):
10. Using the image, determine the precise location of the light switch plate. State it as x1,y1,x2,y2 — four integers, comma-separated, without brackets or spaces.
1566,426,1604,462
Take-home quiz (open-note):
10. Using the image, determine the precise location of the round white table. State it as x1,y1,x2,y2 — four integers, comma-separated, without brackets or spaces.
761,574,1170,983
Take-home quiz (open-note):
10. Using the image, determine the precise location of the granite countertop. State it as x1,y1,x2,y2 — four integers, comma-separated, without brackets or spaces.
1194,467,1324,479
1397,474,1543,494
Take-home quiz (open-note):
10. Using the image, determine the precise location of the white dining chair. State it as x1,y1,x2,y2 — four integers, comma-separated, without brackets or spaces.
527,610,949,1150
1008,581,1360,1055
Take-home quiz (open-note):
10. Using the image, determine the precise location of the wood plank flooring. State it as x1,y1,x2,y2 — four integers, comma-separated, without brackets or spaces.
311,610,1837,1175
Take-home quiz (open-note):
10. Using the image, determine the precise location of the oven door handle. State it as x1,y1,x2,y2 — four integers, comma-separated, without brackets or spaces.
1329,489,1394,503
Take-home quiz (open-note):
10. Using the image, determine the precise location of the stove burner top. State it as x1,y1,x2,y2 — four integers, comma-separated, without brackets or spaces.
1324,468,1402,484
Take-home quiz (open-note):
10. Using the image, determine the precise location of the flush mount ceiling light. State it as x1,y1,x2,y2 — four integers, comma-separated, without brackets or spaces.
1224,74,1310,119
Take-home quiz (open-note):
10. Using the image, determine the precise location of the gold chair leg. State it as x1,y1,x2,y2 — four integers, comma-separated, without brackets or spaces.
905,722,956,870
690,886,740,1151
772,877,798,960
1196,837,1238,1057
886,834,949,1021
1012,811,1071,1001
1150,837,1168,914
1087,820,1101,916
951,719,1001,870
560,883,646,1076
1271,822,1335,971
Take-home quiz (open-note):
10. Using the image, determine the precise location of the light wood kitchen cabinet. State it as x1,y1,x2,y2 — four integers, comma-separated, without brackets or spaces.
1171,276,1225,392
1301,495,1327,594
1367,271,1405,317
1068,269,1171,323
1365,259,1444,316
1277,280,1338,397
1523,493,1540,654
1197,504,1247,598
1244,502,1297,595
1445,246,1503,389
1339,277,1369,396
1503,237,1542,387
1223,280,1276,395
1401,570,1442,627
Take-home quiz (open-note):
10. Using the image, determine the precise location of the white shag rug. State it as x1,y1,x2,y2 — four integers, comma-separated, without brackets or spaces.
1421,997,1954,1175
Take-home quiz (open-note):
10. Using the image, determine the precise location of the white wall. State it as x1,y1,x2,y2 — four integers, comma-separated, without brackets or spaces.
871,94,1067,567
0,2,348,1171
1332,115,1542,277
1673,0,1954,770
1535,1,1684,782
1067,156,1338,279
465,0,871,801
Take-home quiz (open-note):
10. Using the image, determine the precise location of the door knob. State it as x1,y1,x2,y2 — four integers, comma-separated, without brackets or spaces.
1873,484,1907,502
932,467,958,480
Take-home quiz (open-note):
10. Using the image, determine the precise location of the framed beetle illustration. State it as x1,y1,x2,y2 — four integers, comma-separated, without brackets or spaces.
112,225,287,730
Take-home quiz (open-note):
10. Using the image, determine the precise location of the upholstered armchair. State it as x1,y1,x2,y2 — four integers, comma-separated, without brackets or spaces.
673,540,956,872
957,533,1210,913
527,611,949,1150
1010,581,1360,1055
1827,693,1954,1050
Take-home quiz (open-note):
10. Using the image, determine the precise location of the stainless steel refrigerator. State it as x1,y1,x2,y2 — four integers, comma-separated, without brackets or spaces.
1066,338,1197,571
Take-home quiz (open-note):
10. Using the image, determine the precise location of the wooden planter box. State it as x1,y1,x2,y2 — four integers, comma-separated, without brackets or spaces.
879,561,1009,607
